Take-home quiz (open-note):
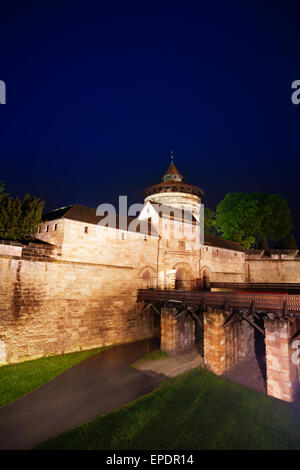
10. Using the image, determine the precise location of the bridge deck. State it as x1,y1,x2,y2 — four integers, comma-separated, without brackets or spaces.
137,289,300,317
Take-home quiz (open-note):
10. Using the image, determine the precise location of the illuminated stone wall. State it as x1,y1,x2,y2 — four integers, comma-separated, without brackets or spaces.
245,258,300,283
0,246,159,365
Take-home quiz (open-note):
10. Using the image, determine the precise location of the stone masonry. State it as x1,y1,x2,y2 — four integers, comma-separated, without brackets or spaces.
203,309,226,375
264,319,298,402
160,306,195,353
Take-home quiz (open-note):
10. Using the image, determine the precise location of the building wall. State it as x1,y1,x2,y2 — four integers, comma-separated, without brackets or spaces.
144,191,201,220
245,259,300,283
200,246,246,283
3,213,300,366
0,248,159,365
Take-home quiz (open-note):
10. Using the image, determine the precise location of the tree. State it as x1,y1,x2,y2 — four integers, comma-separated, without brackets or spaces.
274,233,298,250
215,192,293,250
204,207,218,236
255,233,269,251
0,182,7,202
18,193,45,240
215,193,260,249
0,184,44,241
259,193,293,242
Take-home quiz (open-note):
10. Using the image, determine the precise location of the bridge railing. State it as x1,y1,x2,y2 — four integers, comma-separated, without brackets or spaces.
137,289,300,315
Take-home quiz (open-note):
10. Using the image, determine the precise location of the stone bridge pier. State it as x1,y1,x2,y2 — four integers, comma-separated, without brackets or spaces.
138,290,300,402
159,304,300,402
160,306,195,353
264,319,300,402
203,312,300,402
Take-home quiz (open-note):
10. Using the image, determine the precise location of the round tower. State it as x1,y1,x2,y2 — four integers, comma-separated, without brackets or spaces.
142,153,204,220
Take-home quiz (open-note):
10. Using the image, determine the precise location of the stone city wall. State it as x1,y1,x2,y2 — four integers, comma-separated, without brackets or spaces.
0,245,159,365
245,259,300,283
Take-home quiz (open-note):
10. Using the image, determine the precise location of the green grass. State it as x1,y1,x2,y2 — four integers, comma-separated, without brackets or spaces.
35,367,300,450
0,346,109,407
132,349,167,367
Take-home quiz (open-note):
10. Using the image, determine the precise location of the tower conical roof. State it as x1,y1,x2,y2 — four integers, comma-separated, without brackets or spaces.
163,158,183,182
142,152,204,201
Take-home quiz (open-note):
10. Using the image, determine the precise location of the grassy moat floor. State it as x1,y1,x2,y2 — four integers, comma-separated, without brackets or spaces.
0,347,109,407
35,367,300,450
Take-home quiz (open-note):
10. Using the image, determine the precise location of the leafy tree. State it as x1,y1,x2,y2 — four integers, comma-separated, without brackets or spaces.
18,193,44,240
215,192,293,250
0,182,7,202
215,193,260,249
274,233,298,250
204,207,218,236
260,194,293,242
255,233,269,251
0,184,44,241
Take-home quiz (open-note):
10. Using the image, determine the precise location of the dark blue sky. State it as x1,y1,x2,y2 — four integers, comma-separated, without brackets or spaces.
1,1,300,242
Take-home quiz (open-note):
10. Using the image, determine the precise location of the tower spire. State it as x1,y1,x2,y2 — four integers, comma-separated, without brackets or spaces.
163,151,183,182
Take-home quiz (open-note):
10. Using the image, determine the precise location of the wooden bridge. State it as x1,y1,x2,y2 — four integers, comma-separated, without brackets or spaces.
138,288,300,403
137,289,300,318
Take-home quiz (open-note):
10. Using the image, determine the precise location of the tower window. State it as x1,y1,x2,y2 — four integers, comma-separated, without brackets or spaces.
46,225,49,232
53,224,57,231
84,226,88,234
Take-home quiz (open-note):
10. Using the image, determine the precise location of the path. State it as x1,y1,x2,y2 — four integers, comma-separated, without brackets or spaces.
0,338,165,449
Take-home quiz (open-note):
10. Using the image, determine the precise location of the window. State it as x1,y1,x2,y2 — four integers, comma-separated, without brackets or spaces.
84,226,88,234
53,224,57,231
179,240,185,251
46,225,49,232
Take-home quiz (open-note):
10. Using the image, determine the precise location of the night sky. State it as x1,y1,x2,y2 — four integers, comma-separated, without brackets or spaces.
1,1,300,242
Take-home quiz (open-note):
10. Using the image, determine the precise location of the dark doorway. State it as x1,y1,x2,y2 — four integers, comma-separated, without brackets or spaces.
202,270,209,290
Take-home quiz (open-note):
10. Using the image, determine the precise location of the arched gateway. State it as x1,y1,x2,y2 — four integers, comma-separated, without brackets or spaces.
173,262,192,290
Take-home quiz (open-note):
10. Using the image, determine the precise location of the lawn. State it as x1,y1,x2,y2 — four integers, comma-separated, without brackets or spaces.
132,349,167,367
35,367,300,450
0,346,109,407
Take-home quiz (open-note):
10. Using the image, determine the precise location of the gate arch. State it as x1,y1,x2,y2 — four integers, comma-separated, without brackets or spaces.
173,262,192,290
200,266,210,290
139,266,157,289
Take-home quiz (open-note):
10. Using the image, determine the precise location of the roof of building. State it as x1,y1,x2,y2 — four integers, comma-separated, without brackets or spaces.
143,180,204,199
163,161,183,181
143,155,204,200
204,234,245,252
42,204,158,236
